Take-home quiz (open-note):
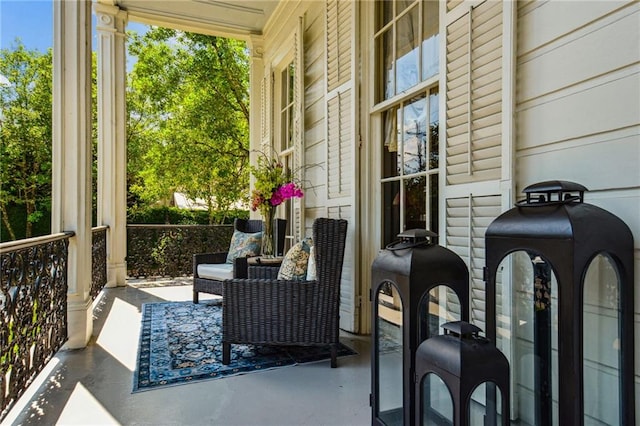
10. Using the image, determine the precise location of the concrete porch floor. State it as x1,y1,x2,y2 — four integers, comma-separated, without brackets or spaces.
5,279,372,425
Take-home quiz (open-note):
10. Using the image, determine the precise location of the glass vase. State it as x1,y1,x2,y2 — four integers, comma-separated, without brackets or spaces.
261,208,275,257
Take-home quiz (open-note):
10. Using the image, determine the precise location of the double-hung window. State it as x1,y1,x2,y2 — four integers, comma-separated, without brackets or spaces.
275,60,296,252
376,0,440,246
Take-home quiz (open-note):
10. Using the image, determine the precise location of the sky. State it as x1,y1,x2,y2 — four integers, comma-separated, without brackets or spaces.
1,0,148,53
1,0,53,52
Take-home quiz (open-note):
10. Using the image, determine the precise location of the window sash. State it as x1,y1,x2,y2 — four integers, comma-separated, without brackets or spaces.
375,0,439,102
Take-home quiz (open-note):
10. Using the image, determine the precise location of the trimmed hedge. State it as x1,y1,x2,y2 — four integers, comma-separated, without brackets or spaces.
127,206,249,225
1,204,249,242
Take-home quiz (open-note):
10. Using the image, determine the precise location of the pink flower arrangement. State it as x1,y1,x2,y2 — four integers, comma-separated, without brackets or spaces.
270,182,304,206
250,153,304,217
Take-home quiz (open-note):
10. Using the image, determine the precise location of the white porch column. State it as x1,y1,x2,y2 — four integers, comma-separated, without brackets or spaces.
247,36,264,222
52,0,93,348
248,37,265,155
94,3,128,287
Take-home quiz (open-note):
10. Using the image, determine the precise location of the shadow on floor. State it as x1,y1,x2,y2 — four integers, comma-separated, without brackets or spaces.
6,281,372,426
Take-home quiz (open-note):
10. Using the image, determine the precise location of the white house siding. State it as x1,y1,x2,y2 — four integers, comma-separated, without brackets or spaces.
515,0,640,423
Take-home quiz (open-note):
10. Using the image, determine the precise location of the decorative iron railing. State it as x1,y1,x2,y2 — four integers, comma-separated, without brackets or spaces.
126,224,233,277
91,226,108,300
0,232,72,419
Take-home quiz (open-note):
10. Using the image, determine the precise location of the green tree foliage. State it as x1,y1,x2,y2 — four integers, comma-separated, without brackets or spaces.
0,42,98,242
127,29,250,224
0,30,248,242
0,44,53,240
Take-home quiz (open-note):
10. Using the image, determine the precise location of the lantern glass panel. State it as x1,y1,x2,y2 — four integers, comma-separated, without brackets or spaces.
418,285,461,342
495,251,559,426
421,373,453,425
376,281,404,425
583,254,621,426
468,382,503,426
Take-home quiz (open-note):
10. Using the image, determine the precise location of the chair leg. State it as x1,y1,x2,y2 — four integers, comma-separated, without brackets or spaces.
193,290,199,304
222,342,231,365
330,344,337,368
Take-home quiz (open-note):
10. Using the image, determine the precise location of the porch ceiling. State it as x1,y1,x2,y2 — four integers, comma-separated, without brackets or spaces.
101,0,279,39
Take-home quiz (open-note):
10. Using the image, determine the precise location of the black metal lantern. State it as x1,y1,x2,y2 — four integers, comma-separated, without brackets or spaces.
484,181,635,425
371,229,469,426
415,321,510,426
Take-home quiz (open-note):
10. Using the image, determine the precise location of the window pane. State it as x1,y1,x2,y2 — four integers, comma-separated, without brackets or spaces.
289,108,294,148
429,174,438,232
280,108,286,151
422,0,440,80
279,62,295,151
280,113,285,151
428,88,439,169
281,67,288,108
382,180,401,246
405,176,426,230
383,108,401,178
397,0,415,16
377,0,393,30
280,107,293,151
402,96,426,174
376,0,440,103
279,69,287,151
288,62,295,104
379,29,394,100
395,6,419,93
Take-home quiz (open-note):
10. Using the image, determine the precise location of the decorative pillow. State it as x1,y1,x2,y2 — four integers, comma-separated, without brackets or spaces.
226,230,262,264
306,245,317,280
277,237,313,280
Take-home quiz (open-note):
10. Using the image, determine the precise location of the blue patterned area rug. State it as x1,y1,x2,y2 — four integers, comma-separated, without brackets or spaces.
133,300,357,392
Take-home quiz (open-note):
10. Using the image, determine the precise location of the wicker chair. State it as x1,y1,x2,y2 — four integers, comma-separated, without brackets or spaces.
192,218,286,303
222,217,348,368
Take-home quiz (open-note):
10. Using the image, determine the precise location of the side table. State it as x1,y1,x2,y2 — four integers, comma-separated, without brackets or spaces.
247,256,283,279
247,256,283,267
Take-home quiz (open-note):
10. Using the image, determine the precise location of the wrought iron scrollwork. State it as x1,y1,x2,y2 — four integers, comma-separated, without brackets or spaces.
127,225,233,278
0,233,70,419
91,227,108,300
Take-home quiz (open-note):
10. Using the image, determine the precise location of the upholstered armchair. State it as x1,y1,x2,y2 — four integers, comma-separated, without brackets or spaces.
192,218,286,303
221,217,348,368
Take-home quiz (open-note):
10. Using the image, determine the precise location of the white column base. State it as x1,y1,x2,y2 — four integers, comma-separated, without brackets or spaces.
106,261,127,287
63,299,93,349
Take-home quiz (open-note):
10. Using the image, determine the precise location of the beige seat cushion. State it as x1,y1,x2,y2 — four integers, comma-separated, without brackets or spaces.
197,263,234,280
